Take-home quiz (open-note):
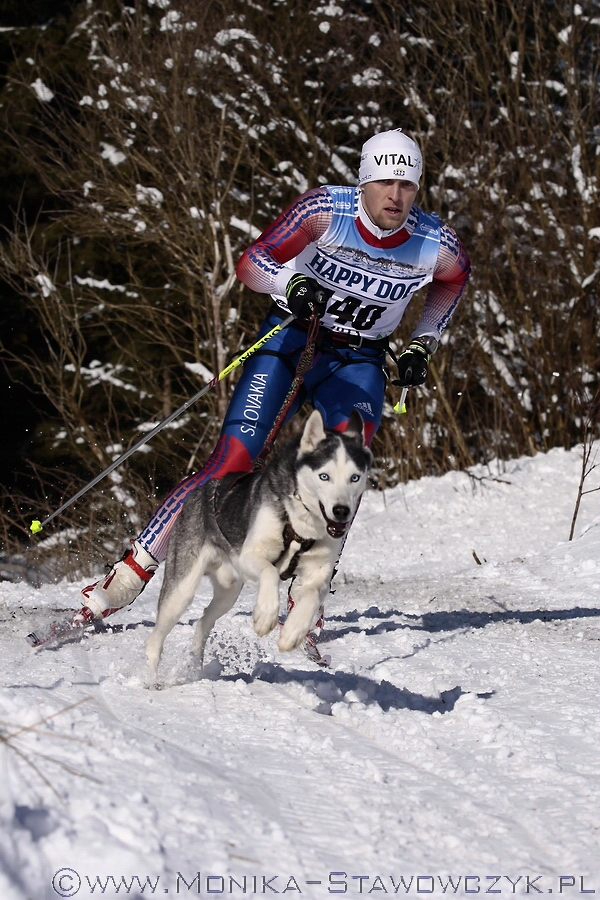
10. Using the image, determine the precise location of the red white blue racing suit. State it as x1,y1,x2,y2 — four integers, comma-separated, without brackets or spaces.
138,186,470,561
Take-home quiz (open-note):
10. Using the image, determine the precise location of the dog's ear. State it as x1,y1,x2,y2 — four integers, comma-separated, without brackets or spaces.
300,409,327,452
343,409,366,445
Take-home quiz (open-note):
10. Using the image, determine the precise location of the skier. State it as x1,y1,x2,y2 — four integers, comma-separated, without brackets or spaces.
81,128,470,633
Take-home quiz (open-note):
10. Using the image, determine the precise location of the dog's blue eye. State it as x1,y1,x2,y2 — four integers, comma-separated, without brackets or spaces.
350,474,360,482
319,473,329,480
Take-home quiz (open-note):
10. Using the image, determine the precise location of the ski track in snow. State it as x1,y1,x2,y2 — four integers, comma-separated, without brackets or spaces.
1,445,600,899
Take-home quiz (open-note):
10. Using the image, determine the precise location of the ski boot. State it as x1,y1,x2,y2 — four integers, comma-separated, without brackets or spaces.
81,540,159,620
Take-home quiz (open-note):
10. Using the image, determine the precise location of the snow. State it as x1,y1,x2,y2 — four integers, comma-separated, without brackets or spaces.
63,361,149,397
34,274,56,297
74,276,138,296
30,79,54,102
99,143,126,166
184,361,215,382
2,443,600,899
135,186,164,207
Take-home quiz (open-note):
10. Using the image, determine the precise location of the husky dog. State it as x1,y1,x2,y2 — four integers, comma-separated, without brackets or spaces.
145,409,372,679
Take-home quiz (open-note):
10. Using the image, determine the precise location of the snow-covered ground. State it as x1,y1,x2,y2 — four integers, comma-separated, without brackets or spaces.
2,444,600,900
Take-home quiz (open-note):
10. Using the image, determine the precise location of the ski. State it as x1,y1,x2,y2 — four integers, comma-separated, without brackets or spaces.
26,605,119,648
301,634,331,668
286,594,331,667
29,596,332,664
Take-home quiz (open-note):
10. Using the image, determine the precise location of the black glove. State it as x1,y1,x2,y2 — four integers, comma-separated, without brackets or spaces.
285,274,330,319
393,338,434,387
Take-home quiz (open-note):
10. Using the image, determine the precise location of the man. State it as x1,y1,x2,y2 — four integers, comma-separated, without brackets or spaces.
81,128,470,626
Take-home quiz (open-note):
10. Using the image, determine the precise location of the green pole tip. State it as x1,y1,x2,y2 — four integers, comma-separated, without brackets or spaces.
30,520,43,534
393,402,407,414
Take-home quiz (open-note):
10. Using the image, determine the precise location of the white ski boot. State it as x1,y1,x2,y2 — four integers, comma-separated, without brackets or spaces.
81,540,159,619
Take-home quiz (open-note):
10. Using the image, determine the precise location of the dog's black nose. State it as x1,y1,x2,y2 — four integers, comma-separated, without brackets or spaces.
332,504,350,521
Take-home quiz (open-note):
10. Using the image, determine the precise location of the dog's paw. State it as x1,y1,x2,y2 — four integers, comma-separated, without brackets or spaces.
142,661,161,689
252,605,279,637
278,622,306,652
185,647,209,681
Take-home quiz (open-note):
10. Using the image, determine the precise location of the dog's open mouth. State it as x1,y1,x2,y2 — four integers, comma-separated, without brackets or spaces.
319,503,348,539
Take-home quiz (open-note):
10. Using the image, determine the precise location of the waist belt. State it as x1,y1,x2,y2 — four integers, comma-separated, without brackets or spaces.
268,305,389,350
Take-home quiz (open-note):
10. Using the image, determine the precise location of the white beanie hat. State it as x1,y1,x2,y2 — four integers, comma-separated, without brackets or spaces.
358,129,423,187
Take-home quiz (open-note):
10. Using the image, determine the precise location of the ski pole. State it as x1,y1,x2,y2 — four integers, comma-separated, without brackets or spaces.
30,314,295,535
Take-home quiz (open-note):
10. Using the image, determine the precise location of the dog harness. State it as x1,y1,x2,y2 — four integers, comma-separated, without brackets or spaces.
276,521,315,581
210,477,315,582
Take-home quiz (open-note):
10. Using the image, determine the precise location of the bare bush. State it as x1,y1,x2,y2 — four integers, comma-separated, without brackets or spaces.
1,0,599,575
568,381,600,541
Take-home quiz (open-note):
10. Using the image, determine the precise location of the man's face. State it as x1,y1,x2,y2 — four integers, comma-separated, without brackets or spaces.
361,179,419,230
